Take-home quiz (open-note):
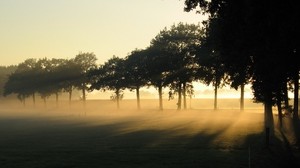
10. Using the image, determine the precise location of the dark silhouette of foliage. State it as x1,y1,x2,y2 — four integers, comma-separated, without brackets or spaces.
124,49,149,110
184,0,300,146
73,52,97,103
0,65,17,97
89,56,126,109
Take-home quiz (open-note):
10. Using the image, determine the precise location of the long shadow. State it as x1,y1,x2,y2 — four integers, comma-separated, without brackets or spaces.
0,112,299,168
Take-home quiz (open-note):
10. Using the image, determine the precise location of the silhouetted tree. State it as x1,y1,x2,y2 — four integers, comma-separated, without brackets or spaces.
4,59,38,105
143,45,170,110
184,0,300,146
0,65,17,97
74,52,97,104
124,49,148,110
148,23,202,110
89,56,126,109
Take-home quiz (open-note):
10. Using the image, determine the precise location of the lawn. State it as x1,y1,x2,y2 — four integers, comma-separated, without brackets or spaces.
0,99,299,168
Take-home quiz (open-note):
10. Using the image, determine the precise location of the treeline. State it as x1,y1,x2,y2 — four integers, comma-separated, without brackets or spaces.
2,53,97,105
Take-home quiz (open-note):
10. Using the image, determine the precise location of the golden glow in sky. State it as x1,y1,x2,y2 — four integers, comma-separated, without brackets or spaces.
0,0,254,99
0,0,205,66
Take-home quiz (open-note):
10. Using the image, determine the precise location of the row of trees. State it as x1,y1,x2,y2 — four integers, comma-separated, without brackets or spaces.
3,53,97,106
3,19,299,117
4,23,211,111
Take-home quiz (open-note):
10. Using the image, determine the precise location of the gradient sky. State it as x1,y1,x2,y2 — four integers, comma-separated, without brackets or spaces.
0,0,205,66
0,0,255,99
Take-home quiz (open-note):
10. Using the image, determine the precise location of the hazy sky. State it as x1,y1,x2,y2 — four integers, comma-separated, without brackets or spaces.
0,0,255,99
0,0,205,66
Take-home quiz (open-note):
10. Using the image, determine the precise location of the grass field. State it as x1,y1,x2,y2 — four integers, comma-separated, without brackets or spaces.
0,99,299,167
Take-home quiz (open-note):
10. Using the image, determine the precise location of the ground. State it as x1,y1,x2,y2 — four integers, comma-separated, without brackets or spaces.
0,99,299,167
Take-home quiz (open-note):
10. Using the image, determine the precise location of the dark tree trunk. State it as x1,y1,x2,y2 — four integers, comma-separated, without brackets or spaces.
69,88,72,106
136,87,141,110
183,82,187,110
55,92,59,107
240,84,245,111
158,85,163,110
276,92,283,128
22,95,26,107
283,82,289,110
43,97,47,107
264,95,274,148
214,84,218,110
177,83,182,110
82,86,86,115
293,71,299,120
82,87,86,102
116,89,120,109
32,93,36,107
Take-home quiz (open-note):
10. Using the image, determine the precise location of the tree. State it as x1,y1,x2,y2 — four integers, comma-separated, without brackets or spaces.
149,23,203,110
184,0,300,146
143,45,170,110
0,65,17,97
73,52,97,104
89,56,126,109
4,59,38,105
57,59,81,104
124,49,148,110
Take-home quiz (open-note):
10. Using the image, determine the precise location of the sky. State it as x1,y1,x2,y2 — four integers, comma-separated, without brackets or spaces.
0,0,254,99
0,0,205,66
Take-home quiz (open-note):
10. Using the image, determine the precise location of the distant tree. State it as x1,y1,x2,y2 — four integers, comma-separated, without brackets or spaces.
34,58,67,106
0,65,17,97
4,59,38,105
73,52,97,104
57,59,81,104
89,56,126,109
124,49,148,110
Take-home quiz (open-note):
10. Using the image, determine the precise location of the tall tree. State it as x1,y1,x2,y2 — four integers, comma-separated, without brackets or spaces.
149,23,203,110
184,0,300,146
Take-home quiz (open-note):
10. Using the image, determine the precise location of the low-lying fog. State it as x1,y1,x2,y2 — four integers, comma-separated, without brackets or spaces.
0,99,266,147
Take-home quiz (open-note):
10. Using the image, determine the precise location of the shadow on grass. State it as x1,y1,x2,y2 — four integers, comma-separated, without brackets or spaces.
0,112,299,168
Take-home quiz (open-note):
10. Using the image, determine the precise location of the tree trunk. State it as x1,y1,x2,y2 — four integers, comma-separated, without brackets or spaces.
22,95,26,107
55,92,59,107
69,88,72,106
264,96,274,148
32,92,36,107
116,89,120,109
240,84,245,111
276,93,283,128
82,86,86,115
82,87,86,102
136,87,141,110
283,82,289,110
214,84,218,110
293,71,299,120
177,83,182,110
43,97,47,107
183,82,187,110
158,85,163,110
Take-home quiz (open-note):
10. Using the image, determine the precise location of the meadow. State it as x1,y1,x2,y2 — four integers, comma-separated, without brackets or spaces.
0,99,299,167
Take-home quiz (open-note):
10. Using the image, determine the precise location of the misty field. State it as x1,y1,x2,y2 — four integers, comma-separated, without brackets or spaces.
0,99,299,168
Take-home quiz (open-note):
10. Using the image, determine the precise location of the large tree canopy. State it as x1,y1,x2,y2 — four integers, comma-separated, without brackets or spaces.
184,0,300,146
